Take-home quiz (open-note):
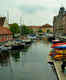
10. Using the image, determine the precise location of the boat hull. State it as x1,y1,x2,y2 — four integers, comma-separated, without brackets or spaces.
11,45,25,50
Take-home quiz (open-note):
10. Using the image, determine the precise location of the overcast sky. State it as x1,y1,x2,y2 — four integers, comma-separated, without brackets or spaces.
0,0,66,25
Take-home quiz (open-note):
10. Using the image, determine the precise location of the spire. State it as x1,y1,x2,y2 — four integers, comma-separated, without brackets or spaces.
59,7,65,15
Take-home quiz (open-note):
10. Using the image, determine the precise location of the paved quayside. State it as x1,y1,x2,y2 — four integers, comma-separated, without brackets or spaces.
54,61,66,80
48,56,66,80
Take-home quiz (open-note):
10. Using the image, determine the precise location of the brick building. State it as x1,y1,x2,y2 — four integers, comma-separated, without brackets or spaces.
0,27,13,42
53,7,66,39
28,24,53,34
0,17,13,42
28,26,42,34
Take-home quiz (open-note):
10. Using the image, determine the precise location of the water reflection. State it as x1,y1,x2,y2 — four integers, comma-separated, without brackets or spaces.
0,44,30,66
0,51,9,67
11,50,20,62
0,40,57,80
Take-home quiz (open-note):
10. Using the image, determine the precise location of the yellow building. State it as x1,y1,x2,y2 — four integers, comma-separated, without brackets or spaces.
28,24,53,34
42,24,53,33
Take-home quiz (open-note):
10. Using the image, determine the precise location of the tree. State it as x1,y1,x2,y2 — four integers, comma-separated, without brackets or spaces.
47,29,50,33
29,29,33,34
20,25,33,35
9,23,20,37
38,29,43,33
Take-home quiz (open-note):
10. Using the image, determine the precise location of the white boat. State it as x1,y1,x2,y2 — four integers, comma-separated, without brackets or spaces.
0,45,8,51
27,35,37,40
0,45,4,50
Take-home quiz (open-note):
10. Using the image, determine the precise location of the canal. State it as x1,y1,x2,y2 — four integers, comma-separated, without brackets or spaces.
0,40,57,80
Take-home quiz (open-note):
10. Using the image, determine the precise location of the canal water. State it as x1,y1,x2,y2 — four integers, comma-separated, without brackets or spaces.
0,40,57,80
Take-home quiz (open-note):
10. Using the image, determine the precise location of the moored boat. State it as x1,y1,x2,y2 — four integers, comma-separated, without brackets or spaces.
0,45,8,52
4,43,12,50
11,40,26,50
21,39,32,47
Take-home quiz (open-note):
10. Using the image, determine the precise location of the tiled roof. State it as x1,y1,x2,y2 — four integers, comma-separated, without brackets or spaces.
42,24,52,28
29,24,52,28
0,17,5,26
0,26,12,35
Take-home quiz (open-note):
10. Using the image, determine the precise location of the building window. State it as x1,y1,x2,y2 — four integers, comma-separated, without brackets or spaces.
0,35,2,40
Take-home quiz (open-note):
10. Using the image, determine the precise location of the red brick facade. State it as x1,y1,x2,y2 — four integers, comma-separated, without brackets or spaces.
0,27,13,42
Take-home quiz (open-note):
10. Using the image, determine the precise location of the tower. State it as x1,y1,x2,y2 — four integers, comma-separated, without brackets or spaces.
59,7,65,15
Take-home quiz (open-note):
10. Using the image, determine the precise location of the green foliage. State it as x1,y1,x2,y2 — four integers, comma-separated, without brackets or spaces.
47,29,50,33
9,23,20,35
20,25,33,35
29,29,33,34
38,29,43,33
